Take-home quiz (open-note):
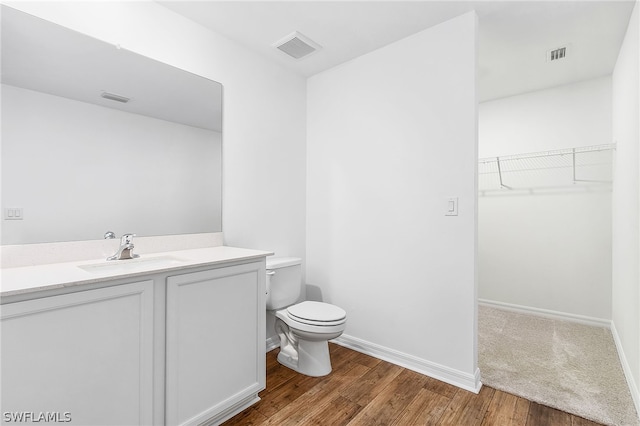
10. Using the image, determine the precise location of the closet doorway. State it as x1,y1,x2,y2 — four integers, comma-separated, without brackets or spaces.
475,77,639,425
477,77,613,328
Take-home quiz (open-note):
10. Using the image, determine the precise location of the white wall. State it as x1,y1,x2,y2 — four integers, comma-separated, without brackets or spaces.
2,84,221,244
478,77,613,321
306,12,479,391
5,1,308,258
612,0,640,411
4,1,307,350
479,77,612,157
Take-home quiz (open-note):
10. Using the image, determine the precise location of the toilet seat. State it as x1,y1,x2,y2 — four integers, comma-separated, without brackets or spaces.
287,301,346,327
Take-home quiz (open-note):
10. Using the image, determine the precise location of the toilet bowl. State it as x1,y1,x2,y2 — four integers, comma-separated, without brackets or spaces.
266,257,347,377
274,301,346,377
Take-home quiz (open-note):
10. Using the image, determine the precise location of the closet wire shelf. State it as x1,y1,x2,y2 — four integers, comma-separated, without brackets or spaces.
479,144,615,194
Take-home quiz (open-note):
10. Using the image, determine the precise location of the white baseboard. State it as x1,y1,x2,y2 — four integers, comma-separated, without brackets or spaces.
611,321,640,420
265,335,280,352
332,334,482,394
478,299,611,328
201,393,261,426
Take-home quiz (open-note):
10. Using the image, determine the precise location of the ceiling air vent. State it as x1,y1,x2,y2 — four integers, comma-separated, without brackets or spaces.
547,46,568,62
101,91,130,103
273,31,321,59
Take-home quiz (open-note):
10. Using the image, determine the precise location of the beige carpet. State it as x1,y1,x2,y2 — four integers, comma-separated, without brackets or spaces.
479,305,639,426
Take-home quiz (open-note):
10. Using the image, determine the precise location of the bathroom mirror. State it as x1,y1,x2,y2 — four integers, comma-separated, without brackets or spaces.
1,6,223,245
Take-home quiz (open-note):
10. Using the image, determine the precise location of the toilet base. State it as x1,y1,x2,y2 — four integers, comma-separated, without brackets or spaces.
275,316,340,377
277,339,332,377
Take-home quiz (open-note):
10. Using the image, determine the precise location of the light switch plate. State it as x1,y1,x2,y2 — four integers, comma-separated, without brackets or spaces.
445,197,458,216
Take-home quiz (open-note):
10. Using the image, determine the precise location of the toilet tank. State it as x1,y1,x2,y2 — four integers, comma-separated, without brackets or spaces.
266,257,302,310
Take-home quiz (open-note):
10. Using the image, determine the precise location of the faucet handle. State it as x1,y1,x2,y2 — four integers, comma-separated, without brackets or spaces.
104,231,116,239
121,233,136,244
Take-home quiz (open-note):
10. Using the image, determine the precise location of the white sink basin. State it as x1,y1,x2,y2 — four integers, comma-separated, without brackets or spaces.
78,255,185,274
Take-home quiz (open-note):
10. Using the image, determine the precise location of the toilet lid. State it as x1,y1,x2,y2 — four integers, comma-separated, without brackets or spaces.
287,301,346,326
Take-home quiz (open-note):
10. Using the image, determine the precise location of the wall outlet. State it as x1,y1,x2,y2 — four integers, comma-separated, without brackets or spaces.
4,208,24,220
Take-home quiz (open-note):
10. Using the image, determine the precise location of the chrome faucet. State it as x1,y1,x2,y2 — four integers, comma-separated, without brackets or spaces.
107,233,140,261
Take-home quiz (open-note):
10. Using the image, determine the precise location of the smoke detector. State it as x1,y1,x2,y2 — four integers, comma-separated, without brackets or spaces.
547,45,569,62
273,31,321,59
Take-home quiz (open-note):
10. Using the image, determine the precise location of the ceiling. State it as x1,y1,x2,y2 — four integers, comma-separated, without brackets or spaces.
159,1,635,102
1,5,222,131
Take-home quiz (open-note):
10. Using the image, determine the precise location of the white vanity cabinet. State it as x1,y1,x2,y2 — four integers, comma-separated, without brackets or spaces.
1,280,155,426
165,262,266,426
1,249,268,426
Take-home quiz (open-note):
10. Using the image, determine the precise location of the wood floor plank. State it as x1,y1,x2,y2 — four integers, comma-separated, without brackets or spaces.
284,363,371,425
265,352,278,369
513,395,532,425
346,369,430,426
255,344,361,419
252,371,324,418
224,345,606,426
481,389,529,426
439,386,495,425
390,387,451,425
224,407,269,426
264,363,370,425
221,407,268,426
329,345,362,372
302,395,363,426
571,415,605,426
339,359,404,407
347,348,382,369
526,402,572,426
329,342,358,363
263,361,299,395
423,375,459,399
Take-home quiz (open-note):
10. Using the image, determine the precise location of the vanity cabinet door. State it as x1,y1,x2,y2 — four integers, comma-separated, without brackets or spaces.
165,262,266,426
1,280,154,426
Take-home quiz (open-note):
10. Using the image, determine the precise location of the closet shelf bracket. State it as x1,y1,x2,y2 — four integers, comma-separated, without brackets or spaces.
496,156,512,190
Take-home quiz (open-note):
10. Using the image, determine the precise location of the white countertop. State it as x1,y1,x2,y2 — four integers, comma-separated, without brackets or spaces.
1,246,272,298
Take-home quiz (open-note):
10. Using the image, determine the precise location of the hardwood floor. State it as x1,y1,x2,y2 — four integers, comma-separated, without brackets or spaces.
223,343,603,426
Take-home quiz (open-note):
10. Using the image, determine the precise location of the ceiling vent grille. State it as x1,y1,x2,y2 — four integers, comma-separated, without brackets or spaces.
548,46,568,62
273,31,321,59
101,91,130,103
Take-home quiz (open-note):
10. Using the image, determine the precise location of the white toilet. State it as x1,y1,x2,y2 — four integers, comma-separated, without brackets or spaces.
266,257,347,377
